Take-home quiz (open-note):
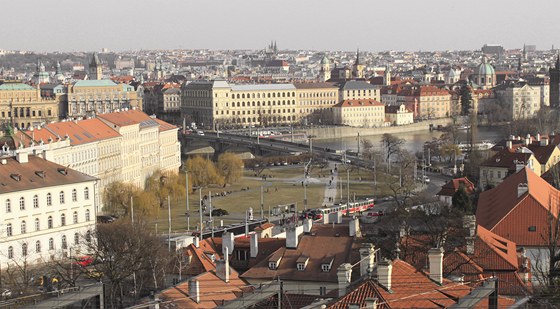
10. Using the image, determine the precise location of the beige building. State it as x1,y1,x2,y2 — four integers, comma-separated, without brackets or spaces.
385,104,414,126
332,99,385,127
65,80,142,118
294,82,338,125
182,80,298,129
339,80,381,102
0,82,59,129
480,146,541,187
494,82,541,120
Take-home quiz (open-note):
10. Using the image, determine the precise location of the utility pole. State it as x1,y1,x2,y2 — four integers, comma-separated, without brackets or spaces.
199,189,203,232
130,195,134,225
167,196,171,252
185,171,190,231
209,191,214,238
260,185,264,219
278,278,283,309
346,167,350,215
304,159,312,210
357,132,360,156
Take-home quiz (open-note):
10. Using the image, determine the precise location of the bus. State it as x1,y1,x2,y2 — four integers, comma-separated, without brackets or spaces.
304,198,374,220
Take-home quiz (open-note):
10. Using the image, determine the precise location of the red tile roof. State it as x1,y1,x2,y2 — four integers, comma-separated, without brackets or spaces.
476,167,560,246
436,177,475,197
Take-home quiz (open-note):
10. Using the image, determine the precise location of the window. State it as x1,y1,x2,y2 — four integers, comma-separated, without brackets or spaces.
5,199,11,213
73,211,78,224
8,246,13,259
61,214,66,226
35,241,41,253
59,191,65,204
86,230,92,243
321,264,331,272
22,243,27,256
6,223,12,237
528,226,537,232
61,235,67,249
49,238,54,250
74,233,80,245
21,221,26,234
48,216,53,229
85,209,91,221
19,197,25,210
47,193,52,206
33,195,39,208
297,263,305,271
72,189,77,202
35,218,40,231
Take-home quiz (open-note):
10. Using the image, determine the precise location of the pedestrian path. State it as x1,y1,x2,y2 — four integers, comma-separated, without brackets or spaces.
322,162,339,206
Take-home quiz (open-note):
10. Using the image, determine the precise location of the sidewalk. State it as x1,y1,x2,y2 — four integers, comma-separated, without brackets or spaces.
322,162,339,206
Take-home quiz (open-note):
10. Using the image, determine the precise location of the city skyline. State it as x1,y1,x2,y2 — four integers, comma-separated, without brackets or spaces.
4,0,559,52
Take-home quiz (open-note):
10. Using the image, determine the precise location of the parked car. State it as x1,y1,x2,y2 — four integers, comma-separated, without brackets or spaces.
211,208,229,216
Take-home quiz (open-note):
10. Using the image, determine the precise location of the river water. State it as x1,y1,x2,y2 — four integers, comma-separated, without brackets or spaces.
312,126,506,154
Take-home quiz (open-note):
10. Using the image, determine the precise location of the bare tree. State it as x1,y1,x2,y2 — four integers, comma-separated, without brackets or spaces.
381,133,404,163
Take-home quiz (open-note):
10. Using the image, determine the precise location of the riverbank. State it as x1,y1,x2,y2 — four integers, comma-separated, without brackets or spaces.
306,118,453,140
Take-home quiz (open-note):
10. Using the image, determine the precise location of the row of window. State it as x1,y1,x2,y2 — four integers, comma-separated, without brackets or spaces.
5,188,89,213
7,232,92,259
6,210,91,236
0,109,53,118
230,92,295,99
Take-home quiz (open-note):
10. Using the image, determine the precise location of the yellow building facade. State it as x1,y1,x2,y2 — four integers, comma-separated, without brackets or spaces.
0,83,59,129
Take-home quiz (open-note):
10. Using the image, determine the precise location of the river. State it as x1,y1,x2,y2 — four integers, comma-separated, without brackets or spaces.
312,126,506,154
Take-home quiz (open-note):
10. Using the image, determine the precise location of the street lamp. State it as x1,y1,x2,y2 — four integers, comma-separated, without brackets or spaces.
304,159,312,211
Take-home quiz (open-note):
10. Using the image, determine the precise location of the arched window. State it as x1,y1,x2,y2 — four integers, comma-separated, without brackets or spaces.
21,221,26,234
22,243,27,256
35,218,40,231
85,209,91,221
74,233,80,245
73,211,78,224
61,235,67,249
19,197,25,210
33,195,39,208
8,246,13,259
49,238,54,250
61,214,66,226
84,187,90,200
72,189,77,202
59,191,65,204
6,223,12,237
5,199,11,213
46,193,52,206
48,216,53,229
35,241,41,253
86,230,92,243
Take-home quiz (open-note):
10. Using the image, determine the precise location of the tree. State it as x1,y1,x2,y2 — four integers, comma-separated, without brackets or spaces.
459,85,473,116
185,156,224,187
145,170,186,209
217,152,243,184
103,181,138,216
360,139,375,160
452,185,473,214
381,133,404,163
86,220,172,308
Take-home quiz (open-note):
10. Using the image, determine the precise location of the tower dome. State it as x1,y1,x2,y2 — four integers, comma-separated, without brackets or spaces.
320,55,330,65
472,56,496,89
476,56,495,76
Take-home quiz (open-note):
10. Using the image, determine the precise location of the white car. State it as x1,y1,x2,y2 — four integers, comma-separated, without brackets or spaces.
196,130,205,136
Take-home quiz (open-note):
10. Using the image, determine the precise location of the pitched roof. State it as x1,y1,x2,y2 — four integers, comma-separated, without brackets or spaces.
158,270,250,308
527,142,558,165
436,177,475,197
476,167,560,232
293,82,338,89
0,83,35,91
339,80,377,90
153,118,178,132
0,156,96,194
481,148,535,173
97,109,159,128
73,80,117,87
240,225,359,283
23,118,121,146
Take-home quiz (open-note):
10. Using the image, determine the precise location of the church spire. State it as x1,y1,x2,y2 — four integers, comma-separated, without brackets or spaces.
355,48,361,65
556,52,560,70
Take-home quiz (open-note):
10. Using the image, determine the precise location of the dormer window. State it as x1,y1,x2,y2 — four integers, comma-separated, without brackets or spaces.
269,262,278,270
268,253,282,270
296,256,309,271
321,256,334,272
321,264,331,272
10,174,22,182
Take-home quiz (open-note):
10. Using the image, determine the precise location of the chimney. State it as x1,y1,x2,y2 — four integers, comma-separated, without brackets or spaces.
337,263,353,296
506,140,513,149
517,183,528,198
286,225,299,249
428,248,444,285
537,133,541,141
217,247,230,283
515,160,525,172
359,243,375,277
303,218,313,234
188,279,200,303
349,217,361,237
222,232,234,255
377,259,393,292
16,151,28,164
335,211,342,224
323,213,329,224
250,233,258,258
364,298,378,309
540,137,549,146
193,236,199,248
463,215,477,255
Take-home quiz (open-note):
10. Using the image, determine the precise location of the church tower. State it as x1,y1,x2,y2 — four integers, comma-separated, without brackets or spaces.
352,48,365,79
384,65,391,86
550,54,560,108
318,55,331,82
89,53,103,80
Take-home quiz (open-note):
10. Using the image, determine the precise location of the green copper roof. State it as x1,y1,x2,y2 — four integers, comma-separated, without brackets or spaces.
74,80,117,87
0,83,35,91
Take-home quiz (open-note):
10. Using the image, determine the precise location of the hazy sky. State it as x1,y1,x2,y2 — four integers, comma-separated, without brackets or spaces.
4,0,558,52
